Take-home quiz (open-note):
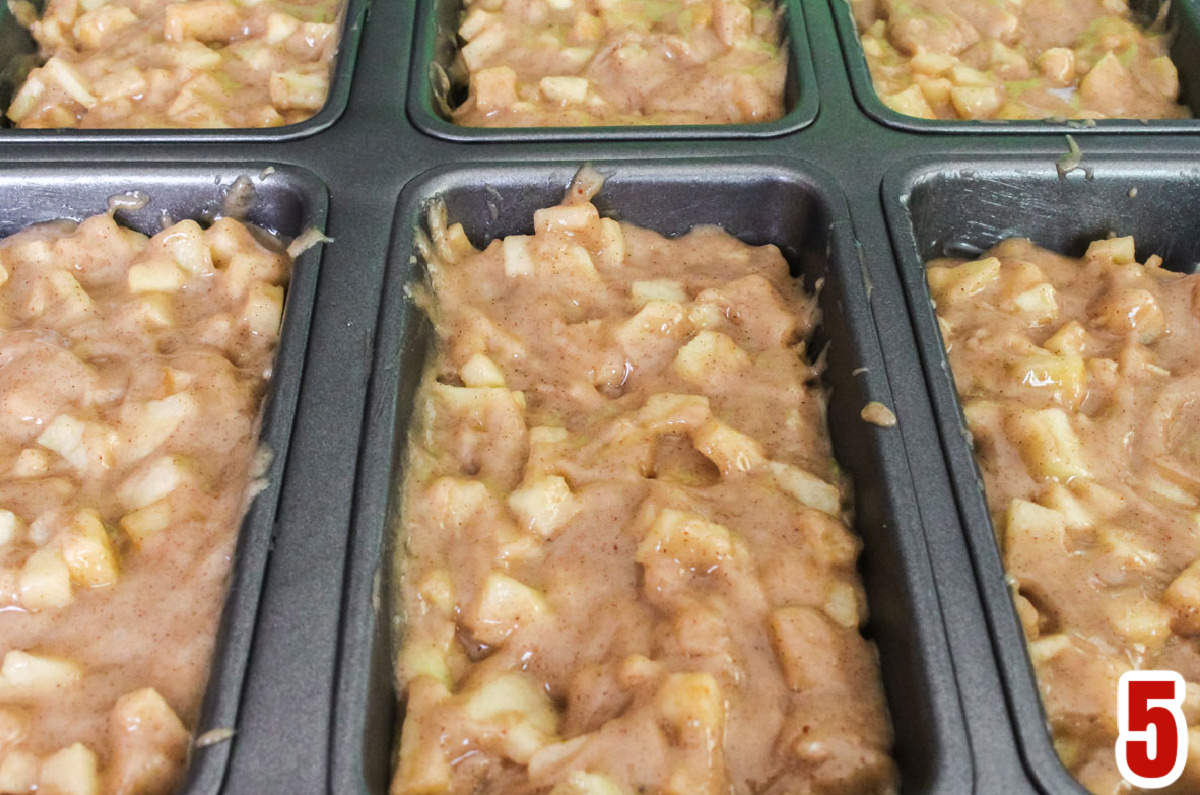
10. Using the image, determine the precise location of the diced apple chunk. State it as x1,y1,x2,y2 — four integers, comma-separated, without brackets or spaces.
507,475,578,538
468,572,547,645
265,11,301,43
549,771,630,795
119,500,171,546
39,742,99,795
461,353,505,388
636,508,739,570
163,0,241,43
691,419,763,475
883,84,935,118
631,280,686,307
60,509,118,588
128,258,187,293
242,282,285,337
0,510,20,546
539,76,589,105
673,330,751,384
926,257,1001,304
1006,408,1091,480
11,449,49,478
770,606,841,690
106,688,188,795
1003,499,1067,577
0,651,82,699
1108,597,1172,649
125,392,197,463
462,671,558,742
533,203,599,235
656,671,723,732
0,750,39,792
269,70,328,111
118,456,195,511
1165,558,1200,635
395,678,452,794
43,57,96,108
161,220,213,275
502,235,535,277
18,547,72,610
1008,352,1085,409
767,461,841,515
424,477,490,528
1011,283,1058,325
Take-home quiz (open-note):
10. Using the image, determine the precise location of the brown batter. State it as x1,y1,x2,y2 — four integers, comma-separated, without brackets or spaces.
929,238,1200,793
0,211,291,793
852,0,1188,120
391,170,897,794
449,0,786,127
7,0,343,128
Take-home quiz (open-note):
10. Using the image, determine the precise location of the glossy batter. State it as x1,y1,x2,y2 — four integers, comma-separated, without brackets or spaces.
391,170,897,794
0,210,291,793
852,0,1189,120
7,0,342,128
450,0,787,126
929,238,1200,793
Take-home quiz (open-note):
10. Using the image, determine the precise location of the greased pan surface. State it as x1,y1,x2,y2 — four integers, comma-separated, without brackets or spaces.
331,158,970,795
829,0,1200,134
0,0,368,142
407,0,818,141
0,163,328,795
883,154,1200,795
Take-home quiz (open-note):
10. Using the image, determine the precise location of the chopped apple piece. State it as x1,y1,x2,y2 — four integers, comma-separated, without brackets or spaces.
462,672,558,749
691,419,763,475
160,220,213,275
1008,352,1085,409
18,547,72,610
770,606,841,690
926,257,1000,304
673,330,751,384
656,671,723,734
507,475,578,538
1006,408,1091,480
269,70,328,111
1011,283,1058,325
461,353,505,388
636,508,740,570
395,677,452,794
767,461,841,515
631,280,686,307
125,392,197,463
1003,499,1067,578
107,688,189,795
549,771,630,795
470,65,517,114
0,651,81,699
118,500,171,546
540,76,589,105
424,477,490,528
118,456,195,511
1165,558,1200,635
60,509,118,588
0,750,39,792
1108,597,1172,650
39,742,99,795
467,572,547,645
11,449,49,478
502,235,535,277
0,510,20,546
637,393,711,434
128,258,187,293
241,282,285,337
265,11,301,43
1043,321,1091,356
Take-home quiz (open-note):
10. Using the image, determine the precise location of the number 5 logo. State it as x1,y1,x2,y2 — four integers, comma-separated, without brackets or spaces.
1116,670,1188,788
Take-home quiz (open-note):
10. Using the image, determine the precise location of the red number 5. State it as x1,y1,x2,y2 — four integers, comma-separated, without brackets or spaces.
1116,670,1188,788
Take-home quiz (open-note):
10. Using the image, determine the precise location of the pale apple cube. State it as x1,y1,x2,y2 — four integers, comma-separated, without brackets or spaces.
0,651,81,697
43,57,96,108
416,569,455,615
1006,408,1091,481
132,294,173,328
0,262,8,289
1098,526,1160,571
631,280,685,307
107,688,188,795
270,70,328,111
0,510,20,546
507,475,578,538
926,257,1000,304
39,743,99,795
911,50,956,75
424,476,490,528
469,572,547,645
118,456,194,511
1008,352,1085,409
770,606,840,690
72,5,136,49
461,353,505,388
1011,282,1058,324
1027,633,1072,664
688,301,725,330
549,772,629,795
1165,558,1200,634
1043,321,1091,356
637,393,711,433
231,42,273,71
547,244,598,280
636,508,738,568
18,547,72,610
823,580,861,628
1108,597,1172,649
401,642,451,688
615,301,685,353
470,65,517,114
46,270,93,318
540,76,589,105
0,750,39,792
6,74,45,123
265,11,301,44
458,8,497,40
595,218,624,268
691,419,763,475
463,672,557,734
1084,236,1136,265
125,392,197,463
950,85,1003,118
118,500,171,546
60,510,118,589
128,258,187,293
533,202,599,234
395,678,453,793
656,672,723,731
1038,483,1093,531
883,84,935,118
712,0,750,46
1004,499,1066,565
163,0,241,43
502,235,535,277
767,461,841,515
160,220,213,275
673,330,751,384
1079,52,1133,109
241,282,285,337
461,24,507,71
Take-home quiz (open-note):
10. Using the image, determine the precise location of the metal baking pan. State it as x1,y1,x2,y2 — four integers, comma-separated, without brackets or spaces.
330,158,971,794
882,153,1200,794
0,0,368,142
829,0,1200,134
406,0,819,141
0,163,328,794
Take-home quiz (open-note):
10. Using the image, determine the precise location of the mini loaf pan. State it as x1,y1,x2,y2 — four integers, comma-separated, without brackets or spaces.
0,163,329,794
829,0,1200,134
882,153,1200,794
330,158,971,794
0,0,368,142
407,0,819,141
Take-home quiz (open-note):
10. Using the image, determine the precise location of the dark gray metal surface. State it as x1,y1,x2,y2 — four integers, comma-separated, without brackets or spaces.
0,0,1197,793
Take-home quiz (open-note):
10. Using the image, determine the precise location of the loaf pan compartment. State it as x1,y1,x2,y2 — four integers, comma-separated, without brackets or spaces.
883,155,1200,794
830,0,1200,133
331,159,970,794
0,0,367,142
407,0,818,141
0,163,329,794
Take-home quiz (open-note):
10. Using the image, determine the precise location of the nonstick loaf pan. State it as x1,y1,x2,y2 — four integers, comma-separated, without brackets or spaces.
0,0,368,142
406,0,819,141
829,0,1200,134
882,153,1200,794
0,163,329,794
331,158,971,794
